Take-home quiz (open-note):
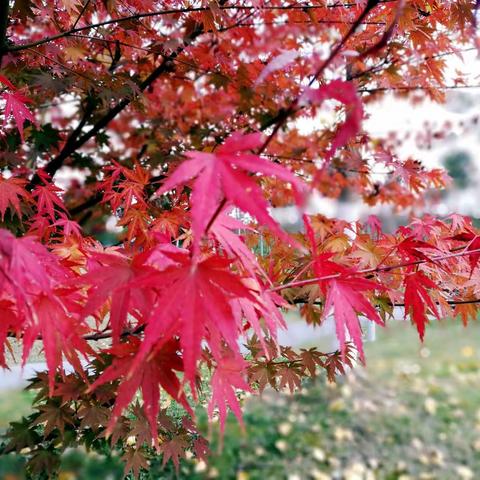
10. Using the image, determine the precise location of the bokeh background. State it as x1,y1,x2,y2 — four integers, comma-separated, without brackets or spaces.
1,51,480,480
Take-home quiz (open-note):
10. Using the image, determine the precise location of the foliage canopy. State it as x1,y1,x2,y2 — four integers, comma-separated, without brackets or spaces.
0,0,479,476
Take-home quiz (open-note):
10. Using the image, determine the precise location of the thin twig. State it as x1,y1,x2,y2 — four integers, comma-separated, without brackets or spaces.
7,1,397,53
202,0,383,234
270,247,480,292
72,0,91,29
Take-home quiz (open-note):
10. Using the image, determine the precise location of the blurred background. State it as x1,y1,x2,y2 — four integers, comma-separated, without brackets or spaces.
1,54,480,480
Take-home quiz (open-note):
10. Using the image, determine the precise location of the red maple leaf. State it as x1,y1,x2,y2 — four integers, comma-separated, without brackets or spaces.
303,80,363,162
404,270,440,341
129,252,260,387
304,216,384,360
101,161,150,213
0,75,15,90
81,243,186,342
90,338,190,449
2,90,35,142
396,236,439,262
365,214,382,238
451,229,480,275
154,131,306,253
22,292,92,391
32,170,67,220
208,351,251,432
0,230,63,311
0,299,21,367
52,215,82,238
0,230,91,391
0,175,30,220
323,276,385,362
211,211,264,277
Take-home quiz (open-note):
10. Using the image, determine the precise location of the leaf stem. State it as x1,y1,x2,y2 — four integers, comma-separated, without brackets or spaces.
270,247,480,292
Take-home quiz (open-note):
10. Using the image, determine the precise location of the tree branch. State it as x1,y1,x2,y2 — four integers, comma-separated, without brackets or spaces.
72,0,91,29
81,295,480,343
271,247,480,292
360,84,480,93
202,0,383,234
6,1,396,53
28,14,211,187
259,0,381,152
290,297,480,307
81,246,480,343
0,0,9,66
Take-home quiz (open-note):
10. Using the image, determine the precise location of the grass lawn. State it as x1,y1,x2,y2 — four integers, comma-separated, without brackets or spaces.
0,318,479,479
191,318,480,480
0,390,35,431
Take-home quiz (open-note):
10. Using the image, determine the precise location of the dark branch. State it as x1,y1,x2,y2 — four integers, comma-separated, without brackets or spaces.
29,18,207,187
72,0,91,29
360,85,480,93
259,0,381,152
202,0,383,233
6,1,396,53
69,192,103,216
0,0,9,66
83,296,480,342
290,298,480,308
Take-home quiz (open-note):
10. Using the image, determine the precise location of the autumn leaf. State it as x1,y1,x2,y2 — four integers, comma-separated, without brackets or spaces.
302,80,363,162
101,161,150,213
78,402,110,432
0,300,20,367
299,347,325,377
211,211,264,276
122,447,149,479
22,293,92,392
451,229,480,274
304,217,385,361
365,214,383,238
323,345,355,383
154,131,306,253
2,90,35,142
208,351,251,432
128,252,263,388
31,170,67,220
0,175,30,220
0,75,15,90
278,363,303,393
81,250,153,343
34,403,75,438
396,235,439,262
159,436,189,472
192,435,210,460
454,302,478,326
248,360,278,393
323,276,385,362
350,234,385,268
4,417,42,453
129,403,157,447
404,270,441,341
90,338,191,449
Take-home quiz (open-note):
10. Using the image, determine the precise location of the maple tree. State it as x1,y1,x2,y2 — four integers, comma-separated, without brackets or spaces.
0,0,479,477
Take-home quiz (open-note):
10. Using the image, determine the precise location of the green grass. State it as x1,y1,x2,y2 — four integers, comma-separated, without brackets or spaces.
189,319,480,480
0,319,479,479
0,390,35,431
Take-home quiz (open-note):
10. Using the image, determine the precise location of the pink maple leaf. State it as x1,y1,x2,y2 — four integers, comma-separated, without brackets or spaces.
2,91,35,142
